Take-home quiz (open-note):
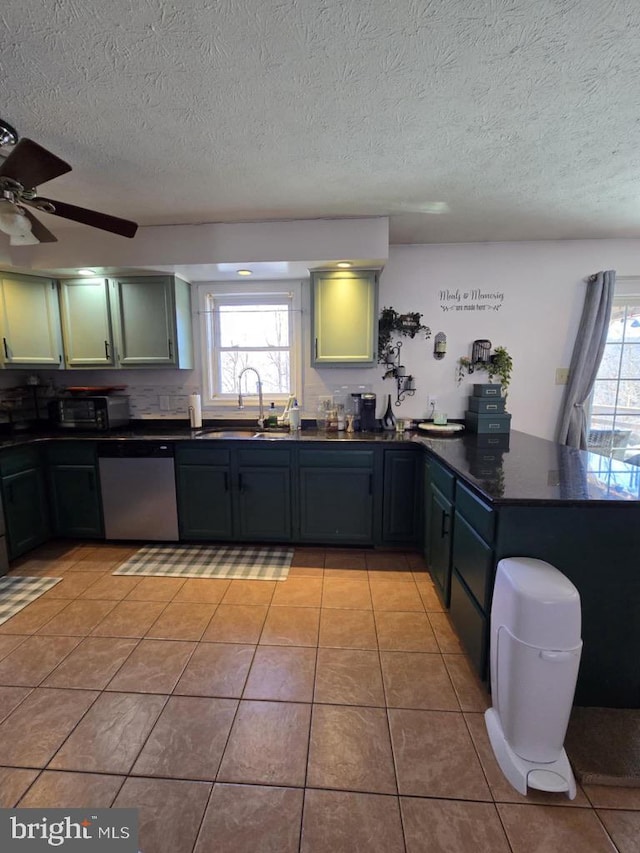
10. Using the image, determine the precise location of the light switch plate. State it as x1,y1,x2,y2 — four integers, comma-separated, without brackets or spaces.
555,368,570,385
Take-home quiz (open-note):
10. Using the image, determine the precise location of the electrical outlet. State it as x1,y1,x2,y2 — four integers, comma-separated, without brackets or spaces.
159,395,170,411
555,368,570,385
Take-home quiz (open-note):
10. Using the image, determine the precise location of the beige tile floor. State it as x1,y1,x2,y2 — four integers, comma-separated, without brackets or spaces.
0,542,637,852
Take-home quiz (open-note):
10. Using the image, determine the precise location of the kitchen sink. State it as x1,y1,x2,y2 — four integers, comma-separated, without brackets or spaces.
194,429,291,440
252,432,292,439
194,429,255,439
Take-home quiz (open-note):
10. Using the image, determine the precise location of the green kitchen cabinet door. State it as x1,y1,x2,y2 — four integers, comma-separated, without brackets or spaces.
1,466,50,560
48,464,103,538
299,468,374,543
382,449,421,545
177,464,233,540
59,278,116,367
0,273,63,368
311,269,379,366
110,275,193,368
236,467,292,541
427,483,454,607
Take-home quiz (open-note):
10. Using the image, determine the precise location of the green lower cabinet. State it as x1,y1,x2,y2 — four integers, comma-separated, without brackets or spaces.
382,449,421,545
177,464,233,540
299,468,373,543
427,484,454,606
2,466,50,559
237,467,292,540
449,569,488,677
45,441,102,539
48,464,103,538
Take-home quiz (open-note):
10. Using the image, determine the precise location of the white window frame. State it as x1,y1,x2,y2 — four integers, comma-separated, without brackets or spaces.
198,280,303,412
588,277,640,459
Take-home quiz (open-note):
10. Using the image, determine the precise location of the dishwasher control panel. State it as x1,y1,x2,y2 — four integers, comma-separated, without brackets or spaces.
97,441,175,458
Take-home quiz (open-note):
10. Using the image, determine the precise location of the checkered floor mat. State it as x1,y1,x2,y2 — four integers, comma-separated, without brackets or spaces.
113,543,292,581
0,576,62,626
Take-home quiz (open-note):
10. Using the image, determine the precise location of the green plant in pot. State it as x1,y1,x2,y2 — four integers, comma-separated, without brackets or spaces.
378,307,431,363
457,345,513,397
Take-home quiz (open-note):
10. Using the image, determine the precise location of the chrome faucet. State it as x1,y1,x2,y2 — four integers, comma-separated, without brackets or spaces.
238,367,265,428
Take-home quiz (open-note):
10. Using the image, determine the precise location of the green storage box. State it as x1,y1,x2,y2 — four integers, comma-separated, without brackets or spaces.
465,411,511,434
467,396,506,414
473,383,502,398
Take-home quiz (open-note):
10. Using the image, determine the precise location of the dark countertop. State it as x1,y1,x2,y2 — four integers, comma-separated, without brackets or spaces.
2,422,638,506
413,429,640,505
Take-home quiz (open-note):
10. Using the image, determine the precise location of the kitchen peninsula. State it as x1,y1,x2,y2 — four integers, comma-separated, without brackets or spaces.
0,426,638,709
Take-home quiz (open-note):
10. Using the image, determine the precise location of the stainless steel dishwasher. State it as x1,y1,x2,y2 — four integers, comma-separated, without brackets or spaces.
98,440,179,541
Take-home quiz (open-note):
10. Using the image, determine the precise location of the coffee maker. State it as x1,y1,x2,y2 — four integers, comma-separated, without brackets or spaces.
360,393,377,431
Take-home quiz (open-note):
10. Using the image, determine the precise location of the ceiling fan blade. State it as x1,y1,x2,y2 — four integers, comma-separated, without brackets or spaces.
21,207,57,243
0,139,71,188
31,196,138,238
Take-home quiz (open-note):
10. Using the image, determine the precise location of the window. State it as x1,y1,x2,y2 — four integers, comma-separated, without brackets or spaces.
588,280,640,462
199,281,302,407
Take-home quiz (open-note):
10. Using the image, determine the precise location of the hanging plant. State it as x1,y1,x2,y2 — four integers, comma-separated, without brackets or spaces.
378,306,431,363
457,345,513,396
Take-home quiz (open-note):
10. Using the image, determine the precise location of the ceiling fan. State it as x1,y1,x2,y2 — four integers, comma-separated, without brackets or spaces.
0,118,138,246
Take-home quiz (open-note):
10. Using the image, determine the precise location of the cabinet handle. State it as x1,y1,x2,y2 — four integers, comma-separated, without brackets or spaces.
441,509,450,538
368,473,373,495
2,338,8,359
314,338,318,359
224,472,229,491
168,339,173,359
104,340,111,360
238,473,243,492
88,471,94,492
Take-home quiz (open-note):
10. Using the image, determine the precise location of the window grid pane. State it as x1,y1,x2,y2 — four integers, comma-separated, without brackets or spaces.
589,296,640,459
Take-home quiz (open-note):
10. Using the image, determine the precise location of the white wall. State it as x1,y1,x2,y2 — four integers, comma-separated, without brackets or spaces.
310,240,640,439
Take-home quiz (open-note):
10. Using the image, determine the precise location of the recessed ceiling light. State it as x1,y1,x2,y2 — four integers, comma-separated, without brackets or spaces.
336,261,352,268
78,268,96,275
237,269,253,276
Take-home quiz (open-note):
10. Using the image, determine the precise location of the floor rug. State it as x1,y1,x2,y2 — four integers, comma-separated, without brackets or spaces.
565,706,640,787
113,543,293,581
0,576,62,626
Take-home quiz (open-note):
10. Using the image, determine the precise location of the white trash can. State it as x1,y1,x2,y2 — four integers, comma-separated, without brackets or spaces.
484,557,582,798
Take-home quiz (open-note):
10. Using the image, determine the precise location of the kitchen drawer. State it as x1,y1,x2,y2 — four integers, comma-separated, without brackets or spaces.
299,449,374,468
452,511,494,611
46,441,97,465
0,446,41,475
456,481,495,543
429,458,455,501
237,448,291,467
449,569,488,678
176,446,230,466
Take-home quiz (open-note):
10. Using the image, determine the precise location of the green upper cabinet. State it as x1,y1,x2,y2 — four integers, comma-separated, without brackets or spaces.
0,273,63,368
310,269,378,366
110,275,194,368
59,278,116,367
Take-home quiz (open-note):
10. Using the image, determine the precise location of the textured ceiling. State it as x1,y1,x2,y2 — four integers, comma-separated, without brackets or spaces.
2,0,640,244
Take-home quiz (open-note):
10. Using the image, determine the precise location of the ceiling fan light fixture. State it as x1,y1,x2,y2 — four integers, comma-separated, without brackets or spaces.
0,118,18,149
0,200,34,237
10,229,39,246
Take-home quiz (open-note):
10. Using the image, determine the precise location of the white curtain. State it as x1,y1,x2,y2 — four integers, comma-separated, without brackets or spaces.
557,270,616,449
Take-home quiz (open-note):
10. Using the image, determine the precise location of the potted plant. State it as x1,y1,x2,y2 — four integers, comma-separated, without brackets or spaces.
457,345,513,396
378,306,431,363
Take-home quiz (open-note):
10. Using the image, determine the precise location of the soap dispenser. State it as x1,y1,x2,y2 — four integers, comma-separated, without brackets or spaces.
267,402,278,428
289,399,301,431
